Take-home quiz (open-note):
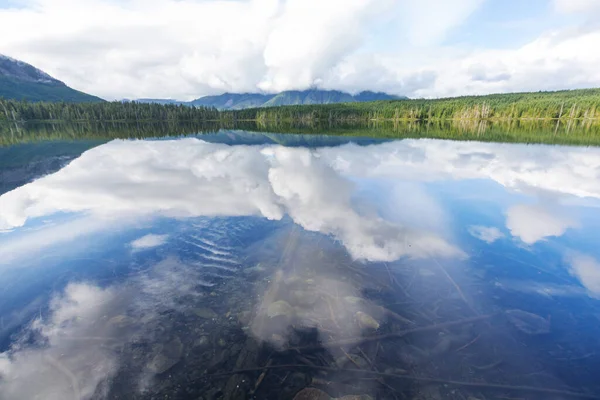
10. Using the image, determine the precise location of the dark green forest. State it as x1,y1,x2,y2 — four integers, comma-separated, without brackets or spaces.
1,89,600,145
0,99,219,122
226,88,600,122
2,88,600,124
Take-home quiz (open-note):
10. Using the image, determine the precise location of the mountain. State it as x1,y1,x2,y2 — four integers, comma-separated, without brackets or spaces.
189,93,275,109
136,90,406,110
263,89,355,107
0,54,103,103
353,91,403,102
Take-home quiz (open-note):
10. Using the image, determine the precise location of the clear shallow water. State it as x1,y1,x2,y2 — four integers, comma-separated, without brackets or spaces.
1,131,600,400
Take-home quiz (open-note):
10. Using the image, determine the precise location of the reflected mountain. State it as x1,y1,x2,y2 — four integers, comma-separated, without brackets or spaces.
1,133,600,399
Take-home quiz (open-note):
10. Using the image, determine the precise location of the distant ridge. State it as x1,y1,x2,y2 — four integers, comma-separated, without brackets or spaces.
0,54,104,103
134,89,406,110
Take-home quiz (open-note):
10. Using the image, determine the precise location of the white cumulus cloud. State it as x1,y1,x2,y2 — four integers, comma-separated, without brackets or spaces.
554,0,600,13
0,283,129,400
565,251,600,297
0,139,466,262
506,204,578,244
468,225,505,243
2,0,600,99
130,234,169,250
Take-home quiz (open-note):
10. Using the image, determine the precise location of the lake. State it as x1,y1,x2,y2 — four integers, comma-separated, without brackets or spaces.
1,128,600,400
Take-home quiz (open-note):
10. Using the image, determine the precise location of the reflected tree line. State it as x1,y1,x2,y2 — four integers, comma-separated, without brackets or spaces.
2,119,600,147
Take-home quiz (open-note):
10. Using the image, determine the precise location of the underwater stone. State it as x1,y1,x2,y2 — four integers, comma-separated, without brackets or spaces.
343,296,363,305
293,389,373,400
194,307,218,319
293,388,331,400
267,300,294,318
290,290,318,306
147,336,183,374
356,311,380,330
194,336,209,349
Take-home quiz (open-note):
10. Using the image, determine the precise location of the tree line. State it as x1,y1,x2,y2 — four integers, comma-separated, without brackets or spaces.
0,99,220,122
1,88,600,124
224,89,600,122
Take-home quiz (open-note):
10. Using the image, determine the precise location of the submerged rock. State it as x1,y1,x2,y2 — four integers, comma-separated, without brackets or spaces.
505,309,550,335
223,373,251,400
335,354,369,370
267,300,294,318
271,333,287,348
293,389,373,400
285,275,304,286
343,296,363,305
293,388,331,400
290,290,318,306
148,336,183,374
356,311,380,330
194,307,218,319
193,336,209,349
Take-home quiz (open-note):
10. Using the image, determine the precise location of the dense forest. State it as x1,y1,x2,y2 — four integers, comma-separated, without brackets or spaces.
1,89,600,124
225,89,600,122
0,99,219,122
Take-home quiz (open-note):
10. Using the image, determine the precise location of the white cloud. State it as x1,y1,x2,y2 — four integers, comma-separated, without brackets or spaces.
320,140,600,200
0,139,465,262
0,283,129,400
0,256,220,399
390,28,600,98
554,0,600,13
130,234,169,250
565,251,600,297
0,216,119,264
506,204,578,244
494,278,591,298
0,252,232,399
4,138,600,261
0,0,396,99
3,0,600,99
258,0,390,92
468,225,504,243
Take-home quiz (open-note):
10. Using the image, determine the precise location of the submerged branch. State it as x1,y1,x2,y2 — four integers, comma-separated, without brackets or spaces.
290,314,494,351
209,365,600,399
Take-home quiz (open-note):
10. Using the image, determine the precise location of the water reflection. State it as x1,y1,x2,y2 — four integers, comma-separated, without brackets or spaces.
1,135,600,399
0,139,464,262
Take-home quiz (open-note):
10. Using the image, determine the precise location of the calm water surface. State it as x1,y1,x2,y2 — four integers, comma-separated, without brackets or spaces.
1,131,600,400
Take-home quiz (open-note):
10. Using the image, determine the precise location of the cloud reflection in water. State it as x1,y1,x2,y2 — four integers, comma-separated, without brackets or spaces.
1,137,600,398
0,139,466,262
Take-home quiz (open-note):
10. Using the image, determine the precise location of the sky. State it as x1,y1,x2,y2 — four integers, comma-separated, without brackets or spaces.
0,0,599,100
